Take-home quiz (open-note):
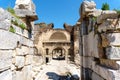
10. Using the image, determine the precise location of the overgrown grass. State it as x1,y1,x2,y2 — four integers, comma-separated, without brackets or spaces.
9,26,15,33
19,23,27,30
7,7,27,30
7,7,15,14
11,19,19,26
7,7,19,19
11,19,27,30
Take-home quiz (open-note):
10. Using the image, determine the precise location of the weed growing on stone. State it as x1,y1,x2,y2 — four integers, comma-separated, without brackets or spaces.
7,7,19,19
11,19,19,26
9,26,15,33
19,23,27,30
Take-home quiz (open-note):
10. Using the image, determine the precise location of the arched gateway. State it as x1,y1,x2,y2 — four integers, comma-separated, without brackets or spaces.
52,47,65,60
38,29,71,63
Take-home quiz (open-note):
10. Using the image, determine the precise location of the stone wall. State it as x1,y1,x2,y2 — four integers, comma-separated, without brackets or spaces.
0,6,39,80
79,1,120,80
73,24,80,66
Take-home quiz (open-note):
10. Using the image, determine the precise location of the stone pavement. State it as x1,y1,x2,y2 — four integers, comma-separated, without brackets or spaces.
34,60,80,80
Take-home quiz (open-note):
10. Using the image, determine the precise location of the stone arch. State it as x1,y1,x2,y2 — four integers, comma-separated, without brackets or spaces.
49,32,67,41
52,47,66,60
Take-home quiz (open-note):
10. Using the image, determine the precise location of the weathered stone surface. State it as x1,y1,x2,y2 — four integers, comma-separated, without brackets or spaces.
25,55,33,65
81,56,92,68
0,8,12,21
23,65,32,80
12,58,16,64
0,70,12,80
33,55,43,65
20,37,33,47
112,70,120,80
12,50,16,58
64,23,72,32
11,64,16,71
14,0,38,21
98,20,112,32
14,0,35,11
15,56,25,68
13,24,23,35
87,33,93,56
85,32,99,57
93,35,99,57
98,19,120,32
97,11,117,24
0,50,12,71
23,29,29,38
0,30,20,49
16,71,24,80
98,67,114,80
22,46,29,55
0,20,11,30
15,9,37,19
106,46,120,60
92,72,104,80
91,60,114,80
29,47,34,55
83,35,89,56
80,1,96,17
106,33,120,46
75,54,80,66
16,46,29,56
100,59,119,70
101,33,110,47
90,9,102,17
111,61,120,80
15,48,23,56
79,1,120,80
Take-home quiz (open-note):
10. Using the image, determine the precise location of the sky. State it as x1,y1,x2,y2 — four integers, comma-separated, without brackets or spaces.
0,0,120,28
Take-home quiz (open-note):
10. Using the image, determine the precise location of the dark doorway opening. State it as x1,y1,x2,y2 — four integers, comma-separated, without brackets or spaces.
46,57,49,63
52,47,65,60
46,48,49,55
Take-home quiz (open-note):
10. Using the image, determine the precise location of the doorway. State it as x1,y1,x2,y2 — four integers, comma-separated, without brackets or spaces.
46,57,49,63
52,47,65,60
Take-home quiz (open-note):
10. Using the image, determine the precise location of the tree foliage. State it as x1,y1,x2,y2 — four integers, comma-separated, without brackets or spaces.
101,3,110,10
114,9,120,14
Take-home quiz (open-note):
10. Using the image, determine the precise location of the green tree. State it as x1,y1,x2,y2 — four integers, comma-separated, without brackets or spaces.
114,9,120,14
101,3,110,10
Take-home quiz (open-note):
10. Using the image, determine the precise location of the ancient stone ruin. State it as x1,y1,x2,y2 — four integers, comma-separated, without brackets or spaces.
0,0,120,80
79,1,120,80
